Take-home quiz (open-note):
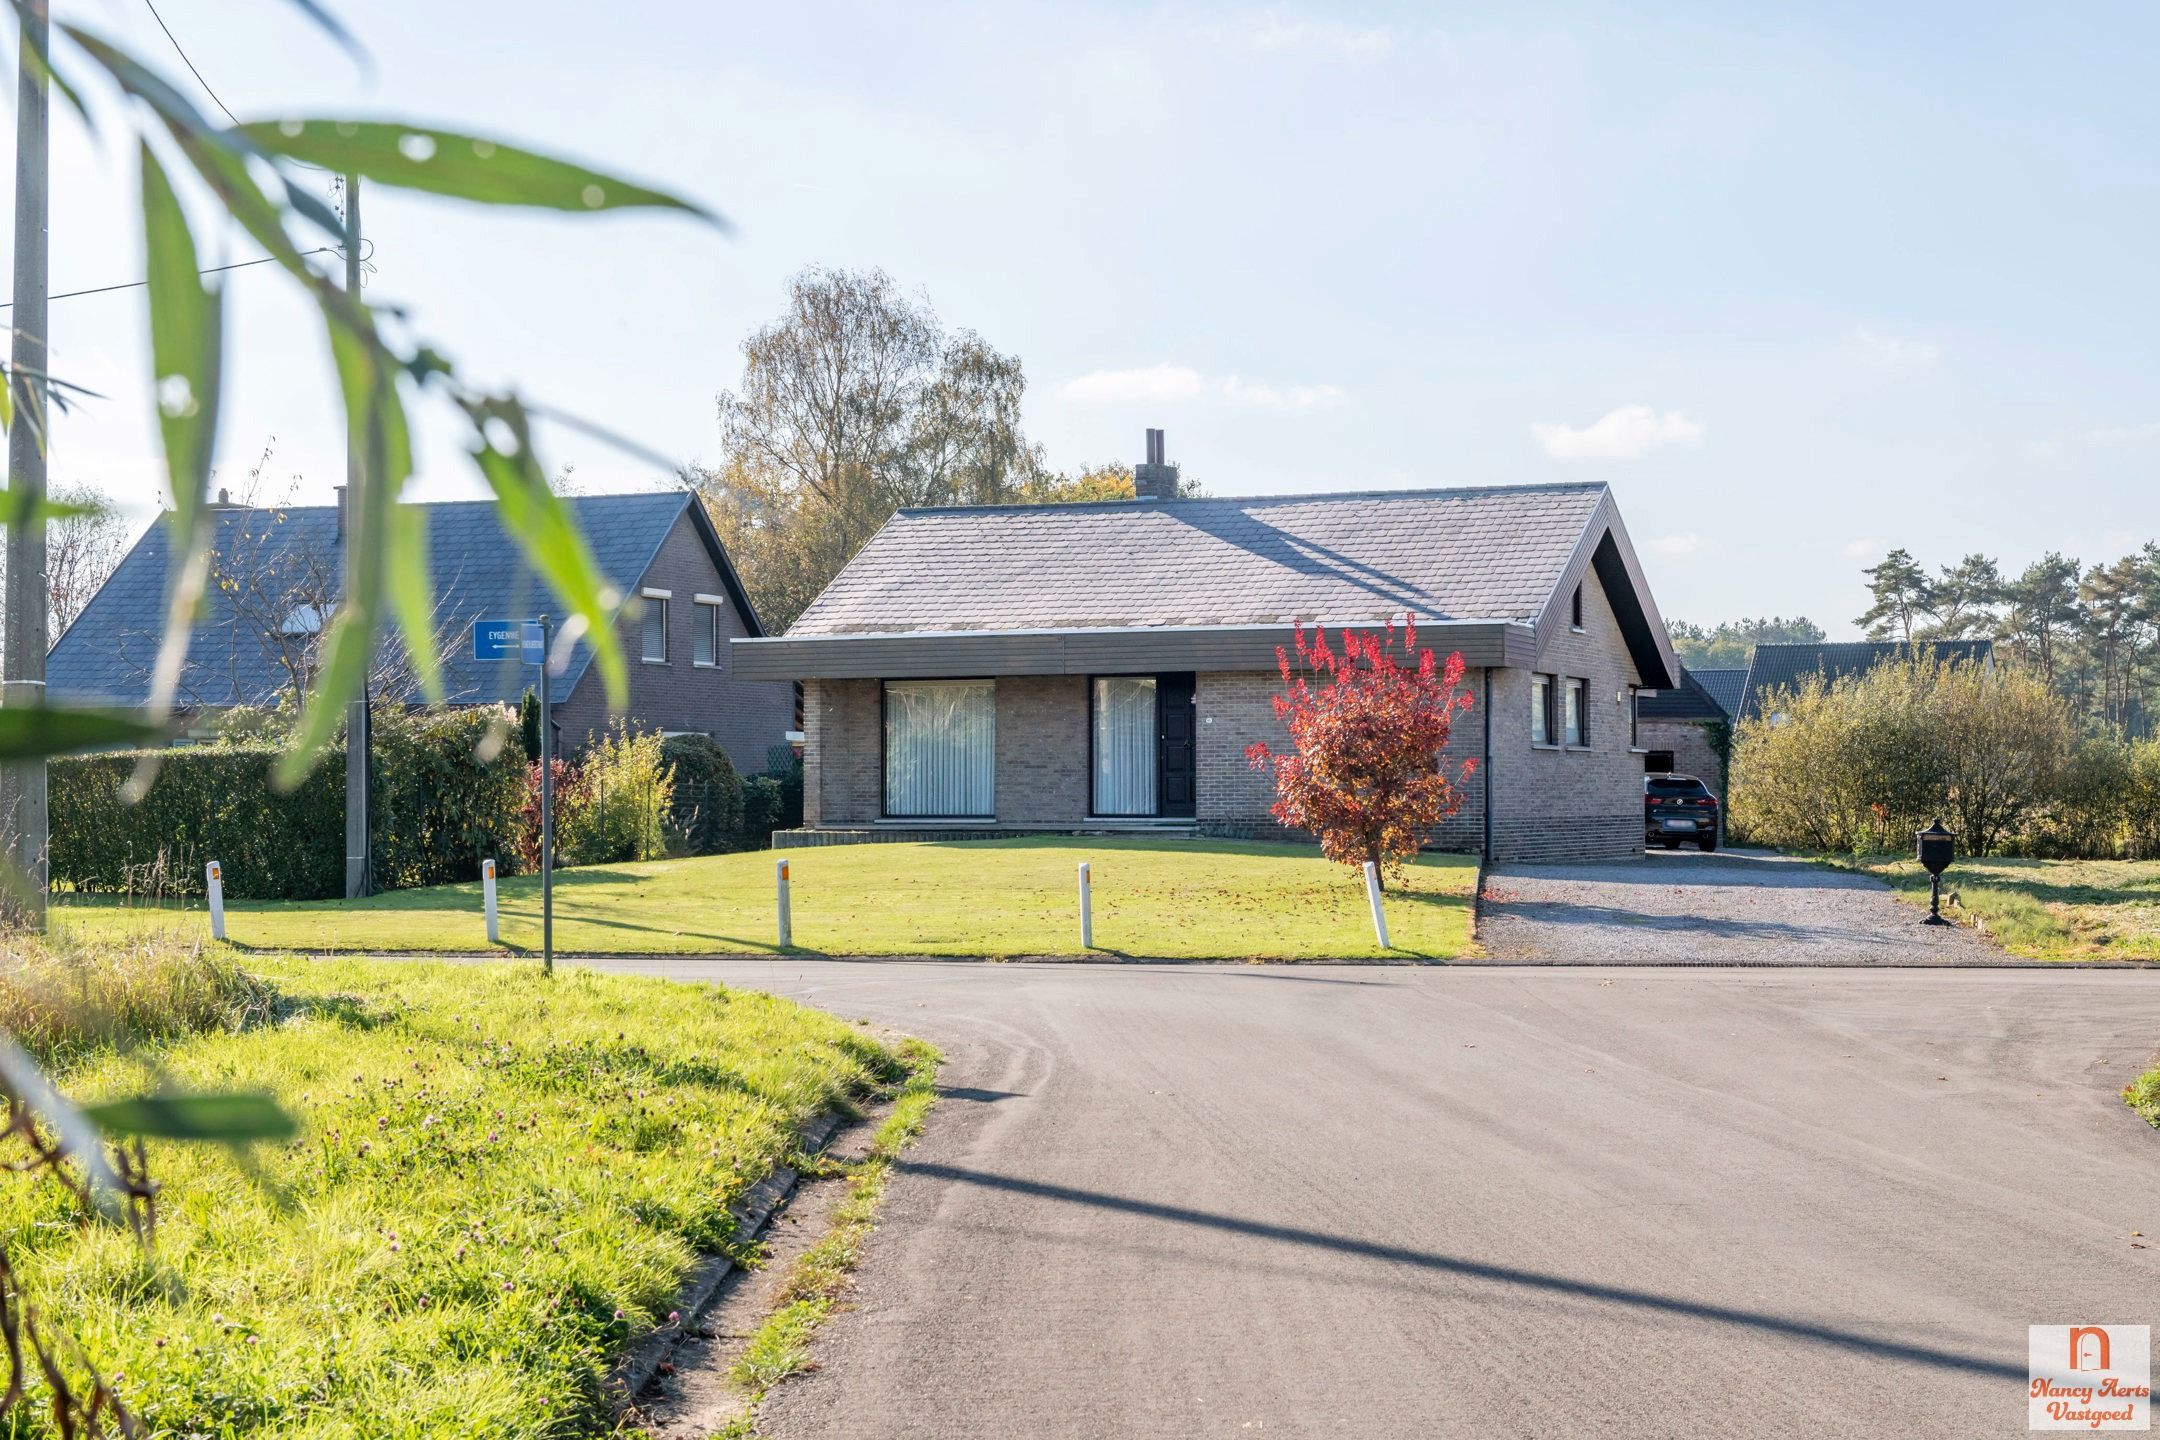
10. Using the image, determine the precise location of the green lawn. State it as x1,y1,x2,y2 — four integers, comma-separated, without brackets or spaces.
1841,854,2160,962
0,943,917,1437
53,837,1481,961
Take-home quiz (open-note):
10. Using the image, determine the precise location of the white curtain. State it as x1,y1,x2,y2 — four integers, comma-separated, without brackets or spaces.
884,680,995,817
1092,677,1157,816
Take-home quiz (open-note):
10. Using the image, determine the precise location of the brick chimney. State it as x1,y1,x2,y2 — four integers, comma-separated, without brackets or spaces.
1133,427,1178,502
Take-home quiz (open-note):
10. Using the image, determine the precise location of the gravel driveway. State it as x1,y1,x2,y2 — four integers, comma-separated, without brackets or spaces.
1477,848,2012,964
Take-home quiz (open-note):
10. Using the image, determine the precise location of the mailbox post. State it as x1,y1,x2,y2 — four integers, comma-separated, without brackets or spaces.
1916,818,1955,926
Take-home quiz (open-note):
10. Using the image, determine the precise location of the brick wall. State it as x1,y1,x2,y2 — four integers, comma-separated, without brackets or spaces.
1193,668,1489,852
1484,570,1646,863
802,677,880,825
996,676,1089,823
554,508,796,775
1638,718,1725,799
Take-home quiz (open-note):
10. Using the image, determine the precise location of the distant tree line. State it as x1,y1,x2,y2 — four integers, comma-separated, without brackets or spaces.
1669,541,2160,740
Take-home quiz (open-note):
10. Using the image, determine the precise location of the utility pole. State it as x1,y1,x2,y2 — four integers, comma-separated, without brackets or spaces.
3,0,52,929
341,172,370,900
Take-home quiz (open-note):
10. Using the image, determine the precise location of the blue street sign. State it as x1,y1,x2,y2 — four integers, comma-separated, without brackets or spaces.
521,621,546,667
472,618,526,662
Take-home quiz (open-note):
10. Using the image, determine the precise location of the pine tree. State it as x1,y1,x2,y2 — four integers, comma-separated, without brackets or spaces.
1854,548,1935,642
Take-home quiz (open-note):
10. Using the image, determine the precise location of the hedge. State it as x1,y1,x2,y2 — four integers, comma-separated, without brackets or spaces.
52,706,531,900
50,745,346,900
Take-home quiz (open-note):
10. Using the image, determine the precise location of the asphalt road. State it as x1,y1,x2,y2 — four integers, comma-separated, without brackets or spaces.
590,958,2160,1439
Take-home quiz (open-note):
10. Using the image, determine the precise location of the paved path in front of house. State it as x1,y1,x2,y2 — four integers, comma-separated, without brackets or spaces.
1477,848,2016,964
596,957,2159,1439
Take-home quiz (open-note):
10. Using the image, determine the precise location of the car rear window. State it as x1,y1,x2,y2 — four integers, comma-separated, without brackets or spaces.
1647,778,1711,797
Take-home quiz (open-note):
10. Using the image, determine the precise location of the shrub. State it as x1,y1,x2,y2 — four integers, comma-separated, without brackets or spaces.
660,734,744,854
556,723,674,865
741,773,783,848
370,706,532,888
1730,656,2074,856
49,745,345,899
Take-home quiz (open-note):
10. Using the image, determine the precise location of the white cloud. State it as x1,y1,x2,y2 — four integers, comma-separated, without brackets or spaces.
1647,532,1715,559
1843,538,1883,559
1196,10,1394,58
1530,405,1704,461
2084,421,2160,447
1849,328,1941,371
1059,363,1346,411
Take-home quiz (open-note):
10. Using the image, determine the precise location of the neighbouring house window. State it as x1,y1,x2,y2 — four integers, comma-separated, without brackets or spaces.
884,680,995,818
1565,678,1587,746
1628,686,1640,748
641,591,670,663
1531,674,1554,745
1571,584,1584,629
694,599,721,666
1645,750,1676,773
1092,676,1158,816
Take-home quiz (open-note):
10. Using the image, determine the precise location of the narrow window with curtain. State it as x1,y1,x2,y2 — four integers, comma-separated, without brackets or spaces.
883,680,996,817
1092,676,1158,816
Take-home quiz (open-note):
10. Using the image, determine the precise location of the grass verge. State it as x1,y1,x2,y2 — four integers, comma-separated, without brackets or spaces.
1,943,907,1437
721,1040,939,1434
2126,1066,2160,1129
1824,854,2160,961
52,837,1480,961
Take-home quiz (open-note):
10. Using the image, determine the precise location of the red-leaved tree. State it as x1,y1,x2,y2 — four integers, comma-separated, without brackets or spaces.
1246,618,1478,887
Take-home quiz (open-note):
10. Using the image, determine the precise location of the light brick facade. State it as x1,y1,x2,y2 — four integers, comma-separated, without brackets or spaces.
795,569,1648,862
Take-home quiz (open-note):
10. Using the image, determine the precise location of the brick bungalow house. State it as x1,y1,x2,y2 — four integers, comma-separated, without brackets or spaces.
49,489,794,774
731,438,1680,862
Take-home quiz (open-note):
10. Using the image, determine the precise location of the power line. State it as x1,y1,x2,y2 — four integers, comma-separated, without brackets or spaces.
141,0,330,171
0,247,343,309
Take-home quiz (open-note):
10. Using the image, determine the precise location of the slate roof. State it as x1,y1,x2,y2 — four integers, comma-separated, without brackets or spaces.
49,490,711,710
789,482,1613,635
1636,666,1730,722
1738,640,1994,719
1690,667,1748,718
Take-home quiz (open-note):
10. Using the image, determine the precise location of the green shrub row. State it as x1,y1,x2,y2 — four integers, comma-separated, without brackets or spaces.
50,744,347,900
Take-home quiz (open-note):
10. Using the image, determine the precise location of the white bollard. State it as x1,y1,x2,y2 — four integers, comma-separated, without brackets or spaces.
205,859,227,942
775,857,792,948
1362,860,1389,949
482,858,499,945
1077,860,1093,949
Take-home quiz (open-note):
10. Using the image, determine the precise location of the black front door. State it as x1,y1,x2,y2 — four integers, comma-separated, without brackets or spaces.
1157,673,1196,818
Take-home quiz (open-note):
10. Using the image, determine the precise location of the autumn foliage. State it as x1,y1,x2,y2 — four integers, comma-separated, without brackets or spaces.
1246,618,1477,886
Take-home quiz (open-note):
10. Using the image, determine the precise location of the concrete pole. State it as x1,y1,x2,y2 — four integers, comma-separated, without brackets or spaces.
2,0,52,928
538,615,553,975
341,173,370,900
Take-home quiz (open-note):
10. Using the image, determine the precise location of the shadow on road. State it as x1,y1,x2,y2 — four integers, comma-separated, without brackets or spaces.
897,1159,2021,1381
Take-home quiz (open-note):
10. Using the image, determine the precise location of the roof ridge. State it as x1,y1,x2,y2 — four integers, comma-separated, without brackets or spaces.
892,479,1611,519
200,489,689,517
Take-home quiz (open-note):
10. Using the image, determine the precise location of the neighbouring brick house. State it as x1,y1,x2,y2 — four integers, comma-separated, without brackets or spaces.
1635,667,1736,799
731,434,1681,862
48,489,794,774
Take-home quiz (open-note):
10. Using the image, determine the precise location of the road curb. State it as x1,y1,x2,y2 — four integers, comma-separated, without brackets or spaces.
314,950,2160,972
609,1109,846,1414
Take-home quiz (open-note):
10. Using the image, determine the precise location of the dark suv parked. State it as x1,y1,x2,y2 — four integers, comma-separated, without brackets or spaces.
1645,774,1720,851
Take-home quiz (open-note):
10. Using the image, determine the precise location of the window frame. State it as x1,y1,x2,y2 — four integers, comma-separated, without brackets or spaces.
1530,673,1556,747
879,678,997,820
1088,673,1161,818
640,587,672,665
692,594,724,668
1570,583,1585,630
1564,676,1588,747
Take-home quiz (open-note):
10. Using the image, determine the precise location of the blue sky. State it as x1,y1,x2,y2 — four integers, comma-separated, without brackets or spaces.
18,0,2160,634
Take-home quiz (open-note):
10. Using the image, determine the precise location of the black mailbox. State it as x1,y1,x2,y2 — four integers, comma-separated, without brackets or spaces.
1915,818,1954,924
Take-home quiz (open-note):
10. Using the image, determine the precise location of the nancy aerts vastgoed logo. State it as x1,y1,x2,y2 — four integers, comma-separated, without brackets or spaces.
2030,1325,2151,1431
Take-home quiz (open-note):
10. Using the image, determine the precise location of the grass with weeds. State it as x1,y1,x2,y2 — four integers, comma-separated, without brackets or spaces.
0,946,908,1438
728,1039,939,1418
2126,1066,2160,1129
52,837,1479,961
0,929,271,1063
1826,854,2160,961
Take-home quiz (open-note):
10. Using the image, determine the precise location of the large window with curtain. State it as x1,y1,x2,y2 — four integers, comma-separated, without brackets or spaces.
1091,676,1158,816
883,680,996,817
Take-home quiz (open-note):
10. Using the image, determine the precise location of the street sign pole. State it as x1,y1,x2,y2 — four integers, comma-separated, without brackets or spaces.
537,614,553,976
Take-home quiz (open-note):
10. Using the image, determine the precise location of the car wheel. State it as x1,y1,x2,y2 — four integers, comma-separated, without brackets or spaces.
1697,836,1717,853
